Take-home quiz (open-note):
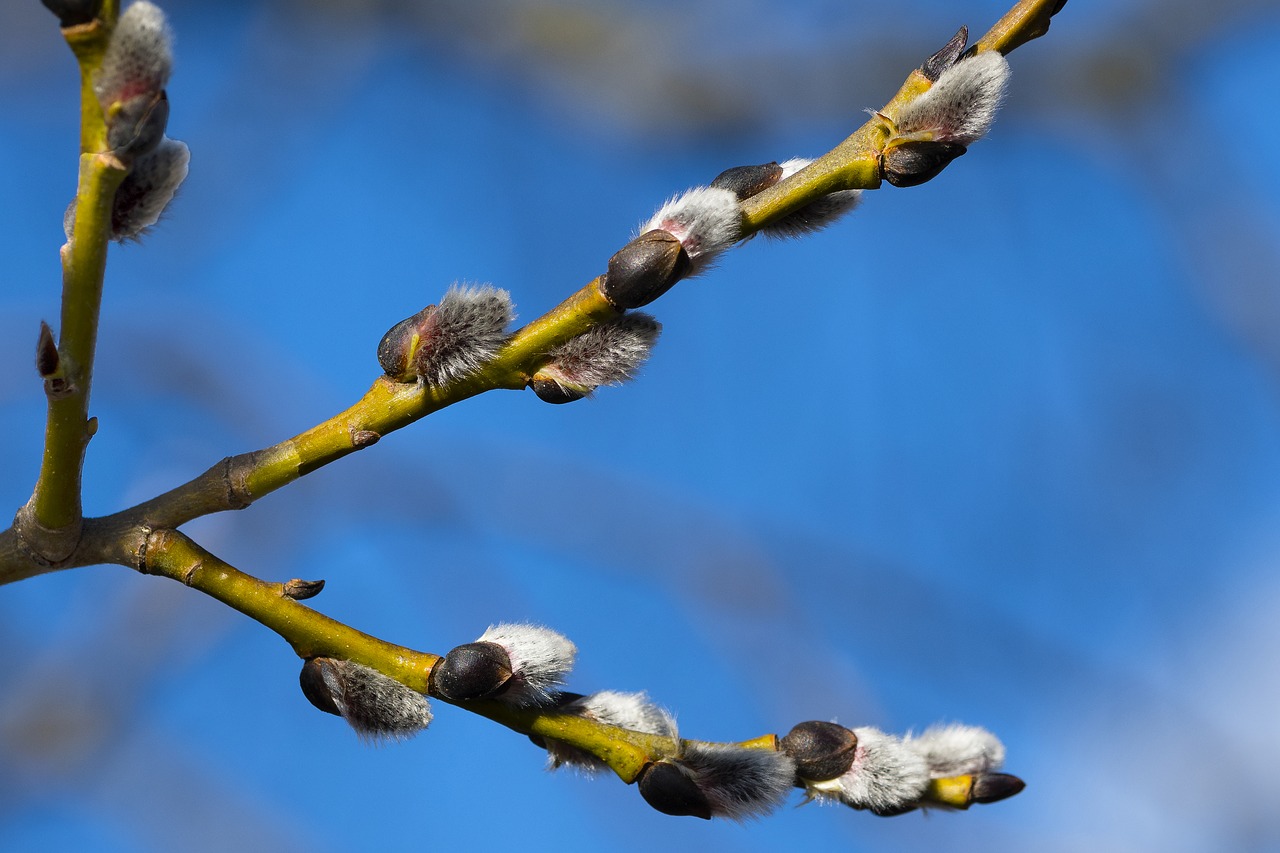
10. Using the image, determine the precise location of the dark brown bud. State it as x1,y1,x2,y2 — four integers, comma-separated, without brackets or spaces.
36,321,59,378
377,306,434,381
637,760,712,820
530,376,586,405
871,804,920,818
299,658,343,717
282,578,325,601
601,230,692,310
882,140,967,187
429,641,513,702
107,90,169,161
970,772,1026,804
350,428,380,448
710,162,784,201
41,0,102,27
779,721,859,782
921,26,969,81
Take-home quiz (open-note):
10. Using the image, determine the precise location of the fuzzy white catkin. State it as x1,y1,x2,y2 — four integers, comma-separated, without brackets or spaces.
95,2,173,106
110,136,189,240
757,158,861,240
325,661,433,742
904,724,1005,778
416,285,514,387
678,743,797,821
542,313,660,391
478,623,576,707
546,691,678,772
896,50,1011,146
639,186,741,271
825,727,930,811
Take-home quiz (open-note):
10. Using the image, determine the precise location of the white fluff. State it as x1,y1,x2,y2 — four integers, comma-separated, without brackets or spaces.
679,743,796,821
540,313,660,394
323,660,432,743
415,284,514,387
639,186,742,272
110,136,189,241
896,50,1010,146
759,157,861,240
546,690,678,772
478,623,576,707
809,727,929,812
904,724,1005,778
95,2,173,107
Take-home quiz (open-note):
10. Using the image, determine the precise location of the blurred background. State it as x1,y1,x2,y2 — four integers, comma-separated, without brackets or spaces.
3,0,1280,850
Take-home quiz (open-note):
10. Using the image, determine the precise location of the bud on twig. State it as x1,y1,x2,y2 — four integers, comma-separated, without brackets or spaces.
895,49,1011,147
377,285,514,386
36,322,60,379
638,186,742,275
281,578,325,601
299,658,432,742
710,162,783,201
970,772,1025,804
797,726,930,814
881,141,966,188
638,760,713,820
40,0,103,27
530,313,660,403
601,230,691,310
674,743,796,821
779,720,859,782
431,623,576,707
921,26,970,82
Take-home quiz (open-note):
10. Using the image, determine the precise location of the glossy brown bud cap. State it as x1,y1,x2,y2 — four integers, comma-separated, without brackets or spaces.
299,658,343,717
41,0,102,27
377,306,434,381
779,720,859,782
637,760,712,820
710,162,784,201
601,230,692,310
882,140,967,187
922,26,969,81
282,578,325,601
529,376,587,404
36,322,59,378
971,772,1026,804
429,641,514,702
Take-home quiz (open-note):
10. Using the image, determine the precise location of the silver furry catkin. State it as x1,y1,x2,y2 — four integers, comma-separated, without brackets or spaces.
95,2,172,108
639,186,742,273
476,623,576,707
545,691,678,772
759,158,862,240
904,724,1005,778
303,659,432,742
415,285,514,386
108,137,189,240
825,727,931,812
676,743,797,821
896,50,1011,146
532,313,660,402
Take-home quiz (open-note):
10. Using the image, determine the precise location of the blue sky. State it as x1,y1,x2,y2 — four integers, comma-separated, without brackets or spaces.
3,1,1280,851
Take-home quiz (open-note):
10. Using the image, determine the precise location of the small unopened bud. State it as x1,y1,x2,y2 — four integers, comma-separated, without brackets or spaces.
676,743,796,821
710,162,783,201
638,186,741,274
904,724,1005,778
881,140,966,187
970,772,1025,804
531,313,660,403
435,623,576,707
638,760,713,820
281,578,325,601
377,285,514,387
543,691,678,772
36,322,60,379
601,230,691,310
759,158,862,239
95,2,172,111
921,26,969,82
299,658,432,742
780,720,859,782
429,641,513,702
41,0,103,27
896,50,1011,147
110,136,189,240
